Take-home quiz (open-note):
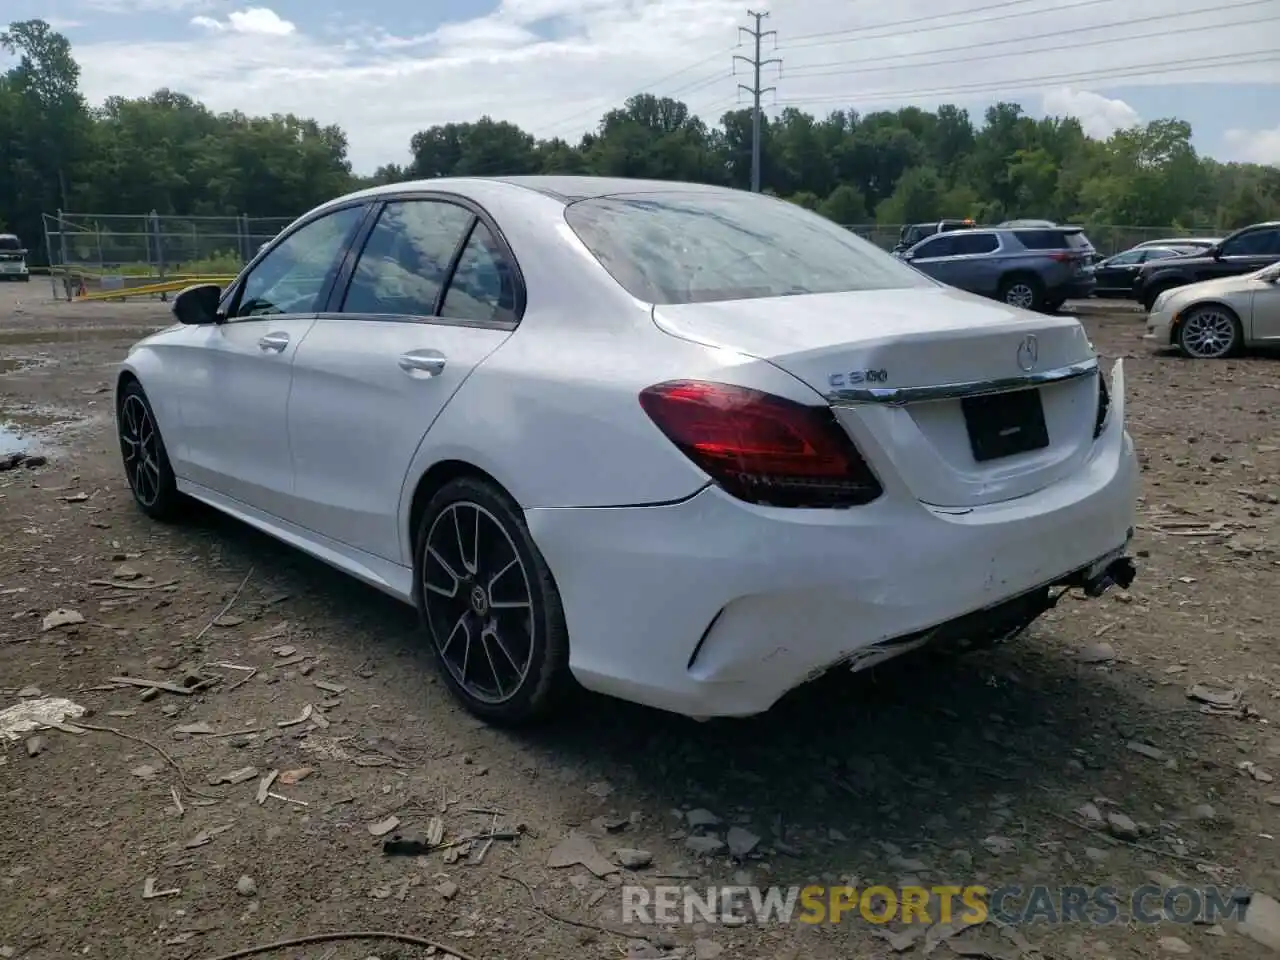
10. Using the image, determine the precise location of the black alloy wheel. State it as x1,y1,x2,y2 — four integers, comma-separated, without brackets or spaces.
117,380,183,520
415,476,571,725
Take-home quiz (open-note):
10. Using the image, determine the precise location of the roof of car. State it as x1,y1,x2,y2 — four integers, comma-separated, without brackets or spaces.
494,176,740,201
354,176,743,205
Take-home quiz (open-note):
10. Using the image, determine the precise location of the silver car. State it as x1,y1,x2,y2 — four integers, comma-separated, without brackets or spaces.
901,226,1096,311
1144,261,1280,358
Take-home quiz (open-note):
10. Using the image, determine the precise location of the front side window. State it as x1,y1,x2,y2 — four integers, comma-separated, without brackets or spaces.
234,205,365,318
914,235,959,259
341,200,475,316
563,190,932,305
439,223,518,324
1222,228,1280,257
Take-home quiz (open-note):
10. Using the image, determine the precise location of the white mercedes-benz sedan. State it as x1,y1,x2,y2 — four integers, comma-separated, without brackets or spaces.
116,176,1138,725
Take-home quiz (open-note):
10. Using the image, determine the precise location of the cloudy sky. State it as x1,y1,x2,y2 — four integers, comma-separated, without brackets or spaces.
9,0,1280,173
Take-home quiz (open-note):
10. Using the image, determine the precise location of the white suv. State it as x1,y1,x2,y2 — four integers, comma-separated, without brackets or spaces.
0,234,30,282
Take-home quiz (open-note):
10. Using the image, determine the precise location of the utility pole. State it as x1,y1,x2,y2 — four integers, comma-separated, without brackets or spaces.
734,10,780,193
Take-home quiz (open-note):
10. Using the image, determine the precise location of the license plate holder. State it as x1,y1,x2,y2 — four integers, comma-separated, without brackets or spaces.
961,388,1050,462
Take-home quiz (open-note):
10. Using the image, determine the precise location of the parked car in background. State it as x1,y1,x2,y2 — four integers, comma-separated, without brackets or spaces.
114,176,1137,725
1090,245,1199,298
0,233,30,282
893,219,975,253
1145,261,1280,358
902,225,1096,310
1132,221,1280,311
1134,236,1221,251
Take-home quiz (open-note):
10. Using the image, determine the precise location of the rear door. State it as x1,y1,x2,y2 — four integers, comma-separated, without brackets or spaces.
1094,249,1142,293
284,195,520,563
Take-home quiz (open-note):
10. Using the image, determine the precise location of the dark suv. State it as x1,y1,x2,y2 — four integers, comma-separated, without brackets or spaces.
902,225,1096,311
1132,221,1280,310
893,219,976,253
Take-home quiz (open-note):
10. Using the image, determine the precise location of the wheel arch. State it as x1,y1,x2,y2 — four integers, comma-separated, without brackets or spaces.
402,456,521,572
1171,298,1243,346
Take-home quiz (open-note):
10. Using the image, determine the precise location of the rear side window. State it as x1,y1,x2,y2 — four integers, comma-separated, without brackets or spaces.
563,191,932,305
951,233,999,255
341,200,475,316
439,223,518,324
1014,229,1092,251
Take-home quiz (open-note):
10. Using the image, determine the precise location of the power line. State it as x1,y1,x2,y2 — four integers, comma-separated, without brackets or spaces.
776,0,1119,53
734,10,781,193
781,8,1274,81
771,51,1279,108
535,46,736,140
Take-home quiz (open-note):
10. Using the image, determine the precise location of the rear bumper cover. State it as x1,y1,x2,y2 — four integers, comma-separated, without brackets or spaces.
527,373,1138,718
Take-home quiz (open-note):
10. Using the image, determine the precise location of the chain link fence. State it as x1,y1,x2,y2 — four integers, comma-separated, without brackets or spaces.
41,210,294,300
37,208,1221,301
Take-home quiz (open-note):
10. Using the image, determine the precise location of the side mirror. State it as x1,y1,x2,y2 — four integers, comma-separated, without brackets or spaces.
172,283,222,325
901,250,915,261
1210,246,1224,261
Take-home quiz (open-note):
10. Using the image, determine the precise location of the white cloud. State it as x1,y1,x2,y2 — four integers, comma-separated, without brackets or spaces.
70,0,1279,173
1041,87,1140,139
191,7,296,37
1223,126,1280,166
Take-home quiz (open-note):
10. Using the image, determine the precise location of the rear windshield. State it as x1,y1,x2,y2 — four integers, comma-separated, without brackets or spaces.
0,236,22,252
1014,229,1092,251
563,191,933,305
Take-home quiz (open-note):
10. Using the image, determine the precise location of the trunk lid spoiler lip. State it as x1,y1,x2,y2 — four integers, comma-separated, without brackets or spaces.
826,357,1099,407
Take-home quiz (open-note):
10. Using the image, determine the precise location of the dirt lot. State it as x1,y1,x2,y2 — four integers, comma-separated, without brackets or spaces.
1,282,1279,960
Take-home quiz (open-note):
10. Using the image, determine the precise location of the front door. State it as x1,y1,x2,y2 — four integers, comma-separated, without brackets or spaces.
177,203,367,517
285,197,519,563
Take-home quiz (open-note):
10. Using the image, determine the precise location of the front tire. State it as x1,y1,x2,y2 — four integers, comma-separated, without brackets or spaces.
1176,304,1242,360
117,380,185,521
414,476,572,726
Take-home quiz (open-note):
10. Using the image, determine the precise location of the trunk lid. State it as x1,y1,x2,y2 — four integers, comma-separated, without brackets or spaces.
652,287,1101,508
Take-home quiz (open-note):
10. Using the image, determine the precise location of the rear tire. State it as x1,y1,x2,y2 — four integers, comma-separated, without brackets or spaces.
414,476,572,726
998,275,1043,311
117,379,186,521
1176,304,1242,360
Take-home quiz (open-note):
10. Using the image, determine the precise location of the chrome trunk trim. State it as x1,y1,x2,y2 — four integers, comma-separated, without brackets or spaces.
826,358,1098,407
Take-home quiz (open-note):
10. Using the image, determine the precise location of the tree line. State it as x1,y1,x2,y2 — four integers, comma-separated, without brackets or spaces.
3,17,1278,262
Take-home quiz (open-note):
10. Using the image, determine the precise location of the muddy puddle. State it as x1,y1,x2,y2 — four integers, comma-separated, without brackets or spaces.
0,354,55,375
0,406,101,458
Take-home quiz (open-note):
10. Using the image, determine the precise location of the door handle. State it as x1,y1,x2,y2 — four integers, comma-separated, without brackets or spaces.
398,350,446,377
258,332,290,352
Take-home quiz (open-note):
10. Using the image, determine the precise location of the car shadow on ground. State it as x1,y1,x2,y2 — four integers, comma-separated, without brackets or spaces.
181,500,1214,879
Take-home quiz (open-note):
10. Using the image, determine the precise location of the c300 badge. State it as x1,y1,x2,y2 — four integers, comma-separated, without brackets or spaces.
829,369,889,388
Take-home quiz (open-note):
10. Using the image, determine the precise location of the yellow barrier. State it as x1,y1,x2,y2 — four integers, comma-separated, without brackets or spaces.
73,276,236,302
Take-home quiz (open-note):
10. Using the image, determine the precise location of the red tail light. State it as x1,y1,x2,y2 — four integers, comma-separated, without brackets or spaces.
638,380,883,508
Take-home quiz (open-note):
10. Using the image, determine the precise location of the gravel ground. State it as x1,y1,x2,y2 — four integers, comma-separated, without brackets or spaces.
2,284,1279,960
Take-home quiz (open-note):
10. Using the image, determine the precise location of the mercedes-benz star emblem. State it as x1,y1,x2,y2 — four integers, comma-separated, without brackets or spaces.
1016,334,1039,373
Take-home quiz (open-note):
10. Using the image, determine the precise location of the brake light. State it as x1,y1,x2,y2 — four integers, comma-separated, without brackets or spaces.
1093,371,1110,438
638,380,883,508
1048,252,1073,263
